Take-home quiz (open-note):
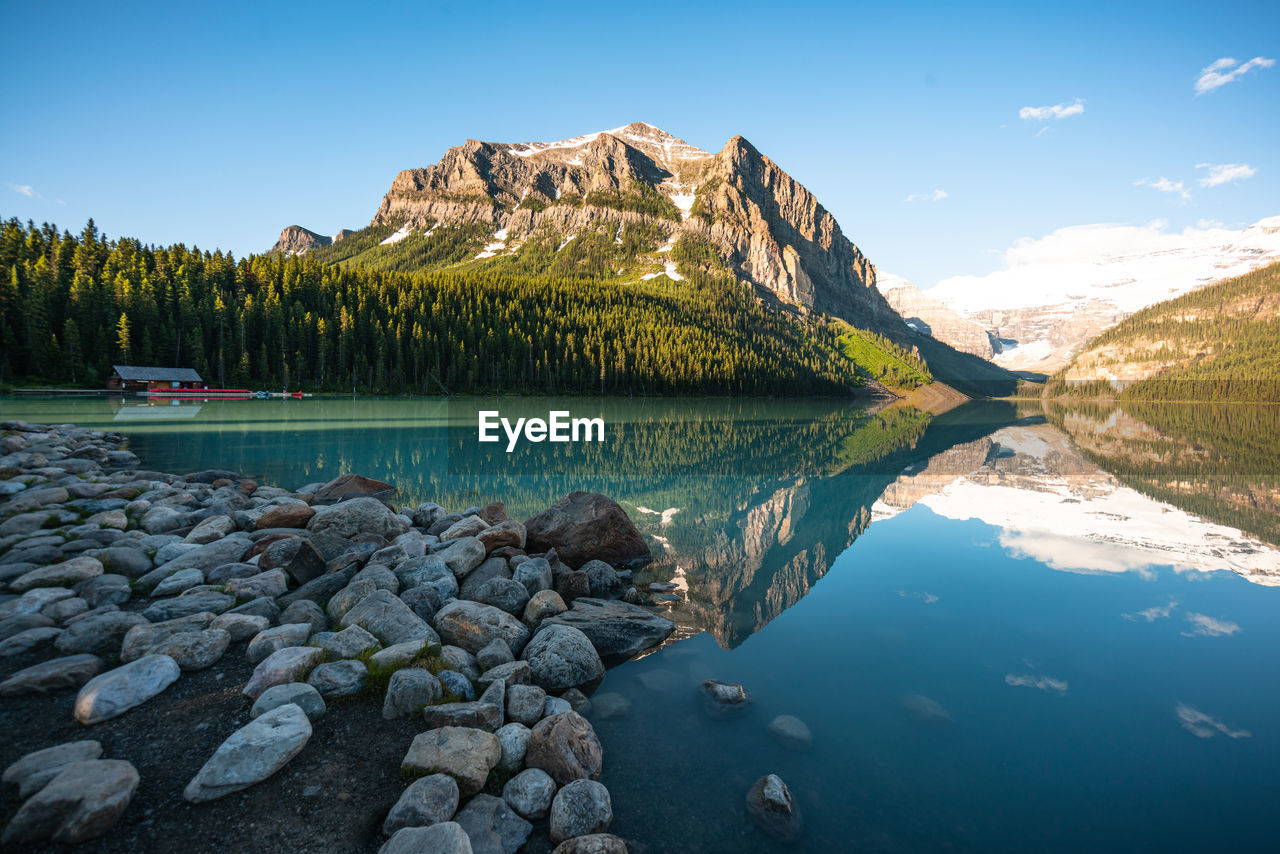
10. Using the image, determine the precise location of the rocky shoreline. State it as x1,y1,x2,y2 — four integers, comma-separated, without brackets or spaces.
0,420,693,853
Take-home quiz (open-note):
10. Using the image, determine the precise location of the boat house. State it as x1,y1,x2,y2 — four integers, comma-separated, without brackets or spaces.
107,365,204,392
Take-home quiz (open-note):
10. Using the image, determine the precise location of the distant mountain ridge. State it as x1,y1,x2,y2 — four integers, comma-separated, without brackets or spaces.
878,216,1280,373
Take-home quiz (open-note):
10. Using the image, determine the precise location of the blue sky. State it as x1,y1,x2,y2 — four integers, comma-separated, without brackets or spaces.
2,0,1277,287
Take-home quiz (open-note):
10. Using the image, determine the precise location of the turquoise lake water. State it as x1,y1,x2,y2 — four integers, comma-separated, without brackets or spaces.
3,394,1277,852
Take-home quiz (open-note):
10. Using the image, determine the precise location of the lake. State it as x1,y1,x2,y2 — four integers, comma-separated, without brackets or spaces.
3,393,1278,852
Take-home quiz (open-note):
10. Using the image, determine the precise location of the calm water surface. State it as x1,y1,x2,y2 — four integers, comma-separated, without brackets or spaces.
3,394,1278,852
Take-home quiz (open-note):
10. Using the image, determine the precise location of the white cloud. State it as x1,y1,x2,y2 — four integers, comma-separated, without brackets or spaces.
1134,176,1191,201
905,188,948,203
926,215,1280,313
1124,600,1177,622
1195,56,1275,94
1182,612,1241,637
7,183,37,197
1019,98,1084,121
1196,162,1256,187
1005,673,1068,694
1176,703,1250,739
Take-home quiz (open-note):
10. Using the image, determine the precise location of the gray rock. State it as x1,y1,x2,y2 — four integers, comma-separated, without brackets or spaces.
54,611,149,656
438,537,487,578
10,556,104,593
0,613,54,641
352,563,400,594
768,714,813,751
526,712,603,786
521,624,604,694
250,682,327,721
746,773,803,842
225,569,288,601
513,558,553,598
477,638,514,670
0,654,102,696
475,577,531,616
308,497,410,540
226,595,281,622
700,680,751,719
1,759,138,845
150,535,250,576
502,767,556,821
550,834,628,854
184,514,235,544
383,668,442,719
477,660,531,693
495,722,531,774
427,512,463,536
369,639,432,672
591,693,631,721
242,645,324,700
246,622,311,663
550,779,613,843
435,600,531,657
441,515,490,542
380,823,473,854
578,560,622,597
544,598,675,663
307,659,368,698
901,693,953,725
0,626,61,656
183,703,312,803
382,773,460,835
401,726,501,796
78,574,132,609
439,670,477,700
402,584,445,622
140,505,189,534
459,557,512,601
73,654,181,724
121,622,230,671
206,562,259,584
94,547,152,579
441,645,481,681
318,624,382,660
341,588,439,647
477,520,525,552
455,793,533,854
327,578,377,622
150,567,204,597
279,599,328,635
142,590,234,621
422,682,504,731
209,612,270,642
506,684,548,727
2,740,103,799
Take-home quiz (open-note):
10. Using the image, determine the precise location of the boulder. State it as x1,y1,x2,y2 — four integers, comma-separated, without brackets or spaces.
311,473,394,505
422,678,504,732
2,740,103,799
513,558,553,598
318,624,381,660
250,682,326,721
10,556,104,593
308,497,408,540
278,600,328,635
73,655,181,724
506,684,549,727
255,503,315,530
0,654,102,696
700,680,751,719
525,712,603,785
0,626,61,656
521,624,604,694
149,567,204,597
307,659,368,698
380,823,473,854
226,569,289,601
369,639,432,672
78,574,132,609
438,537,487,579
382,773,460,835
121,623,230,671
183,703,312,802
327,578,377,622
579,560,622,597
209,612,270,642
551,834,628,854
477,660,530,692
523,589,567,625
383,668,443,719
476,638,514,670
768,714,813,751
543,598,675,663
401,726,501,796
440,515,490,542
434,600,531,656
455,793,533,854
1,759,138,845
745,773,803,842
54,611,149,656
246,622,311,663
523,492,650,568
242,645,324,700
495,722,531,774
341,588,438,646
459,557,513,601
439,670,477,701
474,577,531,616
502,767,556,821
477,520,526,552
550,779,613,843
142,591,235,622
184,514,235,544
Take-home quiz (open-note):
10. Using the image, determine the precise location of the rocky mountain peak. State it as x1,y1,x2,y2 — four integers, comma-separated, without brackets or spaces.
270,225,331,256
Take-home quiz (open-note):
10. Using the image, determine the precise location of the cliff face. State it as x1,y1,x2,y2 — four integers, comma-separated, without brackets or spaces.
270,225,332,256
368,122,903,334
878,274,999,360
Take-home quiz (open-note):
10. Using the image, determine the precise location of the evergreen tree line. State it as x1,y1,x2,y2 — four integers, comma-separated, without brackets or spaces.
0,217,868,396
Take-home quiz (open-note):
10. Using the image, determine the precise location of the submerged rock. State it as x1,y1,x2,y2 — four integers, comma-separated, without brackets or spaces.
745,773,803,842
768,714,813,751
901,693,952,725
699,680,751,719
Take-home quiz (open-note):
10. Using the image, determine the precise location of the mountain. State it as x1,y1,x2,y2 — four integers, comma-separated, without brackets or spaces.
274,122,1020,396
270,225,332,255
1046,259,1280,402
883,216,1280,374
877,273,1000,360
